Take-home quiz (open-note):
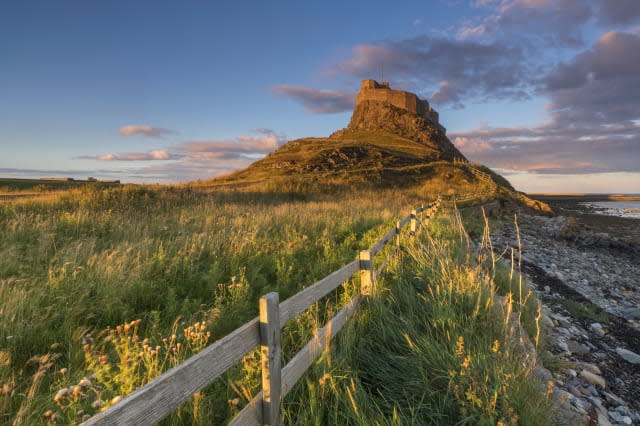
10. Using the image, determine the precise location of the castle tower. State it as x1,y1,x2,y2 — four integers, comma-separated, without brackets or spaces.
355,80,445,133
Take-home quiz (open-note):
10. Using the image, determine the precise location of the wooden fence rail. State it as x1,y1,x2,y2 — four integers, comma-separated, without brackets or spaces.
82,199,441,426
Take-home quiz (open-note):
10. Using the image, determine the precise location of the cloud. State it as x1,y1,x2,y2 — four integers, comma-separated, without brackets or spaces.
77,129,286,182
452,136,492,153
459,0,592,47
119,124,178,138
541,31,640,127
431,80,463,107
450,120,640,174
92,150,181,161
172,128,286,159
272,85,355,113
594,0,640,27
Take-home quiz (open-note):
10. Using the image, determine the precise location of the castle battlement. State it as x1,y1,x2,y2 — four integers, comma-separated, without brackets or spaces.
356,80,445,133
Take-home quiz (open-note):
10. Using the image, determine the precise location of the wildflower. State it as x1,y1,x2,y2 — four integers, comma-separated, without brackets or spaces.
228,398,240,407
43,410,54,418
59,368,68,376
78,377,92,388
544,380,555,398
53,388,69,403
461,356,471,370
82,414,91,421
91,399,104,409
72,385,82,397
492,339,500,353
455,336,465,357
319,373,331,387
111,395,122,405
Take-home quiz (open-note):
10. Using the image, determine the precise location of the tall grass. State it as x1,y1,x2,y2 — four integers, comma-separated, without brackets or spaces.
281,211,552,425
0,185,414,424
0,185,550,424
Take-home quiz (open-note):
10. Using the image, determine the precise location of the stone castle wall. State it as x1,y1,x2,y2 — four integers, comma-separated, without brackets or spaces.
356,80,444,133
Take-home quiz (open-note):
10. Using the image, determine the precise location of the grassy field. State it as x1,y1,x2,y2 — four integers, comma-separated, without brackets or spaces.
0,178,120,194
0,184,552,424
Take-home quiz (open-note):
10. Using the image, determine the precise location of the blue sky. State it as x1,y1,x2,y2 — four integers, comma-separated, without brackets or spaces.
1,0,639,192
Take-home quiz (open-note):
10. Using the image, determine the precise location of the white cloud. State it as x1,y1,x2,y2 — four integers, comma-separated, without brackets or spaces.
119,124,178,138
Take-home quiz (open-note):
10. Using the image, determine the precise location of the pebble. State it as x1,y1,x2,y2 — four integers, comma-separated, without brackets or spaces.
579,369,606,388
609,410,632,425
615,347,640,364
491,212,640,424
492,214,640,321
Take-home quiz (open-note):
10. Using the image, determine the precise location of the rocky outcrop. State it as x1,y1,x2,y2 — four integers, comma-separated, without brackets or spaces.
332,100,466,162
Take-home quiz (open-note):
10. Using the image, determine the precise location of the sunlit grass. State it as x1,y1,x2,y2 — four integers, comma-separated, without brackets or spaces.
0,184,552,424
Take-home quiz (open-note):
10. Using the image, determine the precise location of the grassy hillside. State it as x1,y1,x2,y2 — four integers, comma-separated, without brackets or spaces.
0,185,553,424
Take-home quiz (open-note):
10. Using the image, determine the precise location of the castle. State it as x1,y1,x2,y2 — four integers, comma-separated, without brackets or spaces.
356,80,445,134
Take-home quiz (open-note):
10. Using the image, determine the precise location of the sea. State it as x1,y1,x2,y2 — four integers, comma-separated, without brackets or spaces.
579,200,640,219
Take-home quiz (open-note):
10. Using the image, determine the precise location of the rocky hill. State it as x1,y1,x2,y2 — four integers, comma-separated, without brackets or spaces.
206,80,548,211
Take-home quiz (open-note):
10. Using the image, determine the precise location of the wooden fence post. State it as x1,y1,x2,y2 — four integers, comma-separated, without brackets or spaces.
395,221,401,248
410,209,417,234
259,293,281,426
359,250,373,296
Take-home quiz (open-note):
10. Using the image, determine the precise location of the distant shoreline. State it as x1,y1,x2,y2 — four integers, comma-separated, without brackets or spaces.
528,193,640,202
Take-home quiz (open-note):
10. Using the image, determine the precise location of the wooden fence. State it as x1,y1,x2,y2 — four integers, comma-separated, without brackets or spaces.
82,200,441,426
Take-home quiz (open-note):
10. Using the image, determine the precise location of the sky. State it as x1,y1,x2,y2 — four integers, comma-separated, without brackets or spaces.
1,0,639,193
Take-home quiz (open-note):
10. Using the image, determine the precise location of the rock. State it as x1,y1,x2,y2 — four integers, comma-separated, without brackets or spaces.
621,307,640,320
590,322,606,336
532,365,553,383
579,370,606,388
566,368,577,377
580,362,602,375
568,385,584,398
602,391,625,406
568,340,590,355
589,397,613,426
544,285,551,293
609,410,632,425
586,385,599,396
595,408,614,426
556,340,569,352
541,314,554,329
615,347,640,364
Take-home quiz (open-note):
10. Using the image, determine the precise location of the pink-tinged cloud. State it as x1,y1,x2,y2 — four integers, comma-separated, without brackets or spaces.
450,120,640,175
119,124,178,138
173,128,286,159
452,136,492,153
272,85,355,113
93,150,181,161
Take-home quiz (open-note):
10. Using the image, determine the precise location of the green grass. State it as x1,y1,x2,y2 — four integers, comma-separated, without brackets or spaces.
0,184,553,424
557,299,613,324
0,177,120,193
281,213,552,425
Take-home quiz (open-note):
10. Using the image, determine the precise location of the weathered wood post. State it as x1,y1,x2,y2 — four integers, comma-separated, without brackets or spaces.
259,293,281,426
395,220,401,248
410,209,417,234
359,250,373,296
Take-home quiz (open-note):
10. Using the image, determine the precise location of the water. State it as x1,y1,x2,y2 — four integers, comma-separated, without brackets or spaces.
580,200,640,219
